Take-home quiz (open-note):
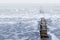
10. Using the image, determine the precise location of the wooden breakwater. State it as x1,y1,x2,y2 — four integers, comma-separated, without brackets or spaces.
40,17,48,38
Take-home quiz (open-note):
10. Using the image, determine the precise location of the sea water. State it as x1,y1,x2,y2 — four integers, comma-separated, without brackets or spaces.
0,4,60,40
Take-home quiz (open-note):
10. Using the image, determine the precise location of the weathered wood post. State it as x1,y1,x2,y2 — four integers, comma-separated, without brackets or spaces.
40,17,48,38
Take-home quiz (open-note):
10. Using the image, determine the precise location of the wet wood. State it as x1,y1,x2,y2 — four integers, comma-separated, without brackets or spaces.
40,17,48,38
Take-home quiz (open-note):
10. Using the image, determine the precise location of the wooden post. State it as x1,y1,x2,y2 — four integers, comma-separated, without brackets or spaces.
40,17,48,38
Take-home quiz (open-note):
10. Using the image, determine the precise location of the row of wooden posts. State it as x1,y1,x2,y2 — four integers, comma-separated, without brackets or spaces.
40,17,48,38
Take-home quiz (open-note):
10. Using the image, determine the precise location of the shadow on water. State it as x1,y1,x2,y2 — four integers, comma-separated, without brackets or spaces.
41,34,52,40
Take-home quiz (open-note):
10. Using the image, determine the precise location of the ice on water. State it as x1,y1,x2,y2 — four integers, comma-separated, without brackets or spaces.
0,5,60,40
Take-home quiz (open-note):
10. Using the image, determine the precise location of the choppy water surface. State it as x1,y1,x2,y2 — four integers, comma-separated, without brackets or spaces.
0,5,60,40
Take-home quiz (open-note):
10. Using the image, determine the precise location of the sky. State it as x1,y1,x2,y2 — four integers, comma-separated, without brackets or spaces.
0,0,60,4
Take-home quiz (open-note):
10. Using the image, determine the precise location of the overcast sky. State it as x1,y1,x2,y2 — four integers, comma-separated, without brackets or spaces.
0,0,60,4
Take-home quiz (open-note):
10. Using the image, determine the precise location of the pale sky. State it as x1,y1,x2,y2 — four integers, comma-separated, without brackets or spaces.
0,0,60,4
